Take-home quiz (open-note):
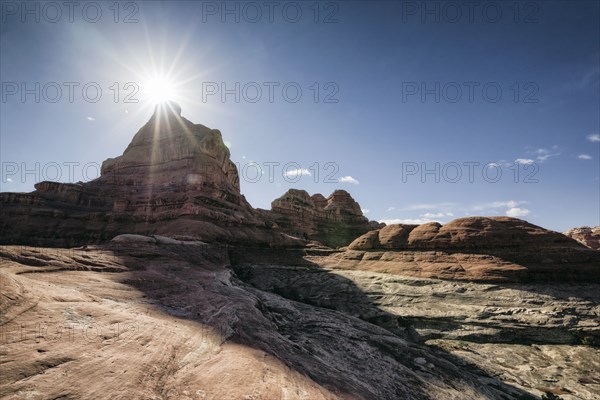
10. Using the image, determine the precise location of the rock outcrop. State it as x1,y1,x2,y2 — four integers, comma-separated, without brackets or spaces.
0,243,546,400
564,226,600,250
0,103,300,247
233,257,600,399
349,217,583,250
259,189,383,248
326,217,600,282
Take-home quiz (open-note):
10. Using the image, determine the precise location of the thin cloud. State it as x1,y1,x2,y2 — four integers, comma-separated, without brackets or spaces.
379,218,440,225
515,147,560,165
421,212,454,218
361,208,370,214
506,207,530,217
534,145,560,163
471,200,527,212
386,207,396,212
402,202,457,211
587,134,600,142
578,154,592,160
339,175,359,185
534,149,552,162
86,116,95,121
515,158,535,165
284,168,311,178
490,200,526,208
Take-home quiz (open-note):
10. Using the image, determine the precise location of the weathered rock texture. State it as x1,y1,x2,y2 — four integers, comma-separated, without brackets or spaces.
330,217,600,282
0,104,300,248
3,242,597,399
564,226,600,250
0,243,543,400
231,247,600,399
258,189,383,248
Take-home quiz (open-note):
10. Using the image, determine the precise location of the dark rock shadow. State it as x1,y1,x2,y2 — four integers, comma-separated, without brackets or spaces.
2,241,549,399
223,245,541,399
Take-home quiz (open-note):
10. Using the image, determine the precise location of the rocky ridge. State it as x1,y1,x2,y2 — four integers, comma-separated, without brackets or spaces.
0,103,264,246
0,104,380,249
258,188,383,248
333,217,600,282
564,226,600,250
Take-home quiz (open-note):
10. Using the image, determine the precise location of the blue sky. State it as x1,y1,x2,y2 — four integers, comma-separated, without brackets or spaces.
1,0,598,232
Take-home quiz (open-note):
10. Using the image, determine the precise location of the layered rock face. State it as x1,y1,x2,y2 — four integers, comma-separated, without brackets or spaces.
234,259,600,399
100,103,240,196
321,217,600,282
564,226,600,250
349,217,586,251
260,189,383,248
0,103,299,247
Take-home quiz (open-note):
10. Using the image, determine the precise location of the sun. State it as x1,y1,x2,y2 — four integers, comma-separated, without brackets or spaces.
142,76,177,104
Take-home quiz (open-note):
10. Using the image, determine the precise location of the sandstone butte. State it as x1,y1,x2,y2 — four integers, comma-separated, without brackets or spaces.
1,103,599,400
0,102,378,249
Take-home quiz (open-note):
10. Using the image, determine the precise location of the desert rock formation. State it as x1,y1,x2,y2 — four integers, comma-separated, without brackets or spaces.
259,189,383,248
1,104,600,399
335,217,600,282
0,104,299,247
564,226,600,250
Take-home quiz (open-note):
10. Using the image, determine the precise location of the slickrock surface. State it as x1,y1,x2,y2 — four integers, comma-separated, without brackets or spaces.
233,254,600,400
564,226,600,250
0,243,541,400
259,189,383,248
339,217,600,282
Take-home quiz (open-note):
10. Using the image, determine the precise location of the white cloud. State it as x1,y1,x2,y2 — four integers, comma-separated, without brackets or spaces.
339,175,359,185
533,147,560,163
361,208,370,214
587,134,600,142
534,148,550,162
6,178,12,182
515,158,535,165
402,202,457,211
471,200,530,216
505,207,530,217
421,212,454,218
490,200,525,208
87,116,95,121
472,200,526,211
284,168,312,178
514,147,560,165
386,207,396,212
578,154,592,160
379,218,440,225
421,213,438,218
